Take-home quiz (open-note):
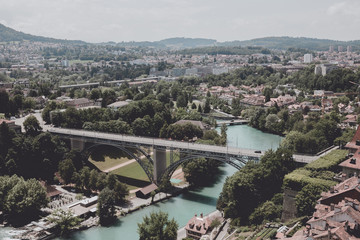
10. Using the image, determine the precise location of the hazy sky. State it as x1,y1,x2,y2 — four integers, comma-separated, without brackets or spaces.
0,0,360,43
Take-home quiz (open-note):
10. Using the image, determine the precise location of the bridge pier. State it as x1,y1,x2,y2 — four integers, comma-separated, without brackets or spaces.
153,148,167,184
70,138,85,151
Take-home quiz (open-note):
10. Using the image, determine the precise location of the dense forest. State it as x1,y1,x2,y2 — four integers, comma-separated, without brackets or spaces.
0,23,85,44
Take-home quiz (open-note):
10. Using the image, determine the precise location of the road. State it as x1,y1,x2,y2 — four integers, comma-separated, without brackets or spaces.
48,127,263,160
15,113,333,164
14,111,50,132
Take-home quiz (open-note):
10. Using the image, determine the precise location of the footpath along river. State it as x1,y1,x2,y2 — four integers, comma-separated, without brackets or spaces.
55,125,282,240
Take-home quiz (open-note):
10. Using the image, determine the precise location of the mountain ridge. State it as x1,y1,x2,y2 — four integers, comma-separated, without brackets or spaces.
1,23,360,51
0,23,86,44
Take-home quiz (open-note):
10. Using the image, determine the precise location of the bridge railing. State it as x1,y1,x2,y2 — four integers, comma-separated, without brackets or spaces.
48,128,262,158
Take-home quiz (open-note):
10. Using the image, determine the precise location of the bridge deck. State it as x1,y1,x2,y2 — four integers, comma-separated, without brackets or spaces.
48,128,321,164
48,128,262,158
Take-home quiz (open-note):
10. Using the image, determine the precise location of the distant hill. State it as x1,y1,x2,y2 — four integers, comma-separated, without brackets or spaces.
219,37,360,51
1,23,360,51
116,37,216,49
117,36,360,51
158,37,216,48
0,23,86,44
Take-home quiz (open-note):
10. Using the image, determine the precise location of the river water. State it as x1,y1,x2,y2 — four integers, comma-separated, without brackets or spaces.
0,125,282,240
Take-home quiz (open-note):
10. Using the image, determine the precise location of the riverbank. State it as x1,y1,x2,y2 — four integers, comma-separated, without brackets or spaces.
1,182,191,240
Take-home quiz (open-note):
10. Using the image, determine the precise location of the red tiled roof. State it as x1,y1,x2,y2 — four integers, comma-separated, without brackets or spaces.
345,125,360,150
185,214,212,235
0,119,14,125
339,151,360,170
138,183,158,195
320,176,360,200
39,181,62,198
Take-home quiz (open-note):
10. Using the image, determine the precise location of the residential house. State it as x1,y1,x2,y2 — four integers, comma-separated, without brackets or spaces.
65,98,95,108
173,120,211,132
264,95,296,107
240,95,265,107
0,119,21,133
185,213,212,240
279,176,360,240
342,115,357,128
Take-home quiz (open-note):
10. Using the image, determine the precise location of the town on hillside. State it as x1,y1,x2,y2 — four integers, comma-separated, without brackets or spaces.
1,25,360,240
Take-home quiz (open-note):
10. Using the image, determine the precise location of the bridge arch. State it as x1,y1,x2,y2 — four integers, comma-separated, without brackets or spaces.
85,143,154,182
160,154,248,183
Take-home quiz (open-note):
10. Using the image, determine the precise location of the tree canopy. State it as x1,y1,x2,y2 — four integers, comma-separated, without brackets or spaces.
137,211,178,240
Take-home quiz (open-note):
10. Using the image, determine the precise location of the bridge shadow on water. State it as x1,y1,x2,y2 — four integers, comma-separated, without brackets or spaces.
180,191,218,207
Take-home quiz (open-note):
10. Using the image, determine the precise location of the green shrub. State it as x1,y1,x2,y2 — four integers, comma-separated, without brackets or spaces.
305,149,347,171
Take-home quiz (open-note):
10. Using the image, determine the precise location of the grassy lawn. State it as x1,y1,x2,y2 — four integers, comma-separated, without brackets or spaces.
88,145,135,171
111,161,151,190
89,146,182,190
89,156,130,171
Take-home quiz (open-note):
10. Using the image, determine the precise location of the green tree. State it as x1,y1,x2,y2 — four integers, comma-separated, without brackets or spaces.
183,158,220,186
217,147,294,223
80,166,91,191
296,184,327,216
176,92,188,108
89,88,101,100
2,176,49,222
204,98,211,113
97,188,117,226
263,87,272,102
249,200,281,225
113,181,128,204
265,114,280,133
137,211,178,240
89,169,99,191
23,115,42,136
0,89,9,114
47,209,81,236
58,159,76,184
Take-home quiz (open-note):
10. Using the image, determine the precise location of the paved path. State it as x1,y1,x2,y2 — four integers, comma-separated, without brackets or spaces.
103,159,137,173
293,145,339,164
103,151,154,173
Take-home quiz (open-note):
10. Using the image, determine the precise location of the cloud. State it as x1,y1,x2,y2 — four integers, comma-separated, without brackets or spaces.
327,1,360,16
1,0,360,42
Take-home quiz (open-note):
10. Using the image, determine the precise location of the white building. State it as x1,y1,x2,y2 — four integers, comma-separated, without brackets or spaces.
61,60,69,67
303,54,313,63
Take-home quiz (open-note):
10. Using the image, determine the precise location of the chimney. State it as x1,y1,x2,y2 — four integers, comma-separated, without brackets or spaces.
330,203,335,211
328,229,331,239
195,214,197,217
330,186,334,193
342,173,347,182
200,213,203,218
